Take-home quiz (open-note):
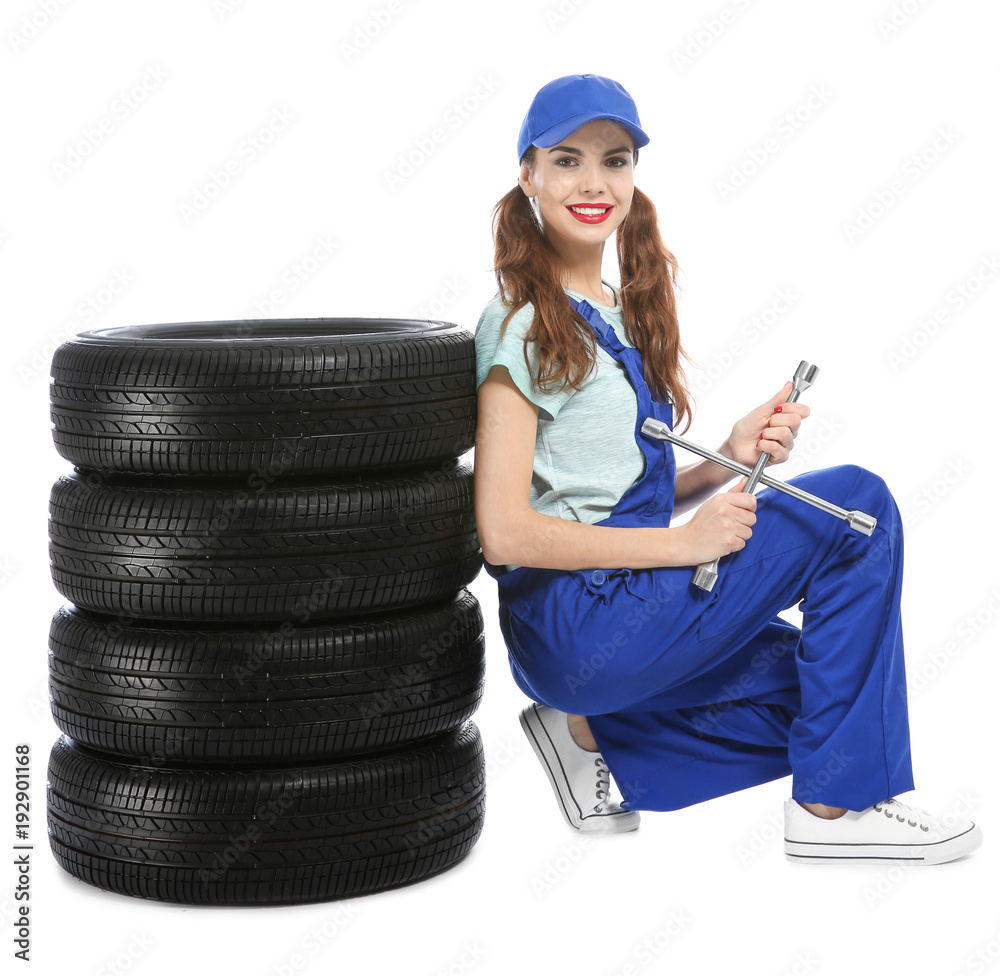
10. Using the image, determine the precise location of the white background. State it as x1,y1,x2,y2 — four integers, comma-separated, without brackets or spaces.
2,0,999,973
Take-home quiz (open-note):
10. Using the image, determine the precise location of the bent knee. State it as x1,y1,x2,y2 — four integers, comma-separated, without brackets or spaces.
789,464,899,525
842,463,892,496
838,464,899,520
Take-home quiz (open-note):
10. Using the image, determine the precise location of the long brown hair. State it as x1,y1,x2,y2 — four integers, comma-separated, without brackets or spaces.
490,144,694,433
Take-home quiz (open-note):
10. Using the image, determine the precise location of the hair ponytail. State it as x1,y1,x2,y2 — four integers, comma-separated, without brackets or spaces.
616,185,693,432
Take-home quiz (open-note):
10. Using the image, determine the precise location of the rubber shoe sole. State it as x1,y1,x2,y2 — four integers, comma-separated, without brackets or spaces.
784,798,982,865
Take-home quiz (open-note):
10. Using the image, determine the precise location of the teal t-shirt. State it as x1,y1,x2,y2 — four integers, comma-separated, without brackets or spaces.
474,281,653,573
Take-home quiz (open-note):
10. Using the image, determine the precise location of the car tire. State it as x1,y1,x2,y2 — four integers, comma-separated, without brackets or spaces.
48,460,481,620
49,318,476,476
47,722,485,905
48,591,484,762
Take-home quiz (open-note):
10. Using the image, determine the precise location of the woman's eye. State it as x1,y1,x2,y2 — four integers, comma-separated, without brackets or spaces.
556,156,628,166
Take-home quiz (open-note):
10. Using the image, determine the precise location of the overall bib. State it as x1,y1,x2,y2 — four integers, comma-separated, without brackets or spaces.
483,296,915,812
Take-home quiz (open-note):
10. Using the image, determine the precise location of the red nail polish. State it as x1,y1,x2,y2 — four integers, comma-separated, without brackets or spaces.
774,405,783,413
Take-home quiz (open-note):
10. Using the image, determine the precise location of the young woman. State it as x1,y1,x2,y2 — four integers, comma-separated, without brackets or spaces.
473,73,981,864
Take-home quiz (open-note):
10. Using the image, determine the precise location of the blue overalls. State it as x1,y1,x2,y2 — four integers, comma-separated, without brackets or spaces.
483,296,915,812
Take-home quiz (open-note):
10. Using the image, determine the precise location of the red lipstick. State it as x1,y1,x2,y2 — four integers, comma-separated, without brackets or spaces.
566,204,613,224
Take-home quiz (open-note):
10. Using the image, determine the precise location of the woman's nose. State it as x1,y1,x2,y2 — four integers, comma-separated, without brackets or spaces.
575,163,608,193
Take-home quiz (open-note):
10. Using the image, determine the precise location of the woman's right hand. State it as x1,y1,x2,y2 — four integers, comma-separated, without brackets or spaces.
677,477,757,564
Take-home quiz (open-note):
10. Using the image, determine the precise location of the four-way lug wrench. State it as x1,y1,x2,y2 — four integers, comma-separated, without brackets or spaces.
640,419,877,589
692,360,820,591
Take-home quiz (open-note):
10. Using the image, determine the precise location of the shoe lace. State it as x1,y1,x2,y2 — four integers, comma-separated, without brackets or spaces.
872,797,938,832
593,756,611,813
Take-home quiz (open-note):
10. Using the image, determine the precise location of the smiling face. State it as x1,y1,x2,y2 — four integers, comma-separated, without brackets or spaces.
518,118,635,251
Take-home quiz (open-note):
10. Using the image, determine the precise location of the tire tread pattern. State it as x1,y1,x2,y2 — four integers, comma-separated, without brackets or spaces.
48,462,482,620
46,723,485,904
50,327,476,475
48,593,485,761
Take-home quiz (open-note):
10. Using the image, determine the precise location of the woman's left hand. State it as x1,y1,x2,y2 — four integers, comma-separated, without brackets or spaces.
721,380,811,470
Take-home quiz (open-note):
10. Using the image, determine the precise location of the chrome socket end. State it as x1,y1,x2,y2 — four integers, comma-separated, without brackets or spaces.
641,418,667,439
847,511,878,536
692,565,719,591
793,361,819,395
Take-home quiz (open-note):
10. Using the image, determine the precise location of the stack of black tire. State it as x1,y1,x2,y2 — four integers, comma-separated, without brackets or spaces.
45,318,485,906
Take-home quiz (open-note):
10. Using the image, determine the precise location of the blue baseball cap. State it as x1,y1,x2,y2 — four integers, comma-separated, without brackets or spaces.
517,73,649,164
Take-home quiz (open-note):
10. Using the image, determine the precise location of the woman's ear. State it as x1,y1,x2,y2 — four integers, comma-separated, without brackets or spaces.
517,163,535,197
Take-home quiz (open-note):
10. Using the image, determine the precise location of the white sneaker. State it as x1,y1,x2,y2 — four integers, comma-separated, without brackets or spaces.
784,796,982,864
518,702,640,833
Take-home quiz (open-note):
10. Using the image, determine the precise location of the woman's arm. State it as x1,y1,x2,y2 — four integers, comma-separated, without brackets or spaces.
475,365,698,571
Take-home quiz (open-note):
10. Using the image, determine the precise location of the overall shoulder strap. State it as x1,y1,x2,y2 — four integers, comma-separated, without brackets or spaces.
566,295,626,353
